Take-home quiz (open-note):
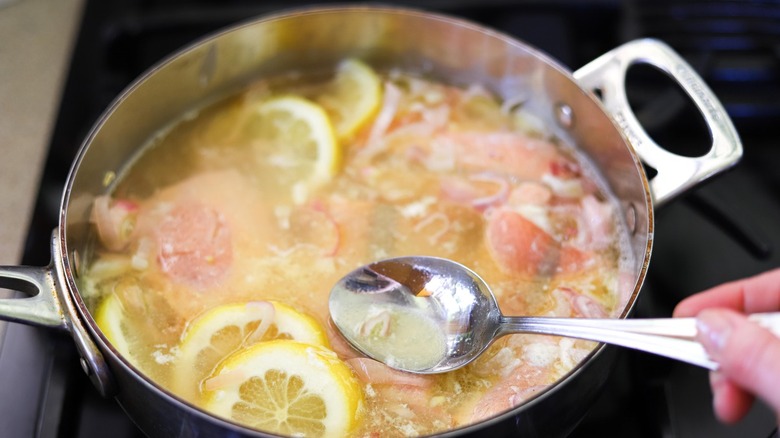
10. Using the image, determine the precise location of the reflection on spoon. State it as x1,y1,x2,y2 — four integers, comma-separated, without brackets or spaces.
329,256,780,374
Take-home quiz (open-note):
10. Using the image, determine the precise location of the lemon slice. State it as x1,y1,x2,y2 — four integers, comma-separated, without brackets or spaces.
93,286,180,380
94,292,135,362
174,301,329,400
317,58,383,141
253,95,340,185
203,340,363,438
262,301,330,346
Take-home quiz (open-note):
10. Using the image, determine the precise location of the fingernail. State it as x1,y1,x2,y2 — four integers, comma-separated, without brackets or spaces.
696,310,734,359
709,370,726,388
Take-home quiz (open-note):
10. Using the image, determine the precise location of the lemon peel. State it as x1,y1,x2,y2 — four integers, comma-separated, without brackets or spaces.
317,58,383,141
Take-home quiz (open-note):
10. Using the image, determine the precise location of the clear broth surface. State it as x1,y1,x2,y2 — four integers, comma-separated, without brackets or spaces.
82,63,635,437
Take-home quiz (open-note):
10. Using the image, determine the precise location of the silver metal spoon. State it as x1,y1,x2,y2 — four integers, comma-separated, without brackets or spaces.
328,256,780,374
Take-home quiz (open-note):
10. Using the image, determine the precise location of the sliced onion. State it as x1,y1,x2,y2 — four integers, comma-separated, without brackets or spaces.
202,368,247,391
420,104,450,127
244,301,275,343
362,81,402,154
91,195,139,251
579,195,614,251
541,173,584,198
358,310,391,337
547,287,574,317
473,346,520,378
468,172,510,211
385,122,437,149
551,287,607,319
508,182,552,206
131,237,154,271
571,293,607,319
86,254,133,281
92,196,118,249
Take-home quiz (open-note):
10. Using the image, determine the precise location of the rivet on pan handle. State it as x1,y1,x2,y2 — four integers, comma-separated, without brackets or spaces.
573,38,743,208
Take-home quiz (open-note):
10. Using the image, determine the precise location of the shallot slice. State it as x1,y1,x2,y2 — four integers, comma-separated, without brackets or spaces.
508,182,552,206
202,368,247,391
468,172,510,211
358,310,392,337
91,195,139,251
439,172,509,211
551,287,607,319
578,195,614,251
244,301,275,343
362,81,402,153
571,294,608,319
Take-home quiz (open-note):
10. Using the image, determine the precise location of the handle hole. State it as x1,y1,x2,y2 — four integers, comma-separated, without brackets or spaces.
642,163,658,180
625,62,712,158
591,87,604,101
0,276,39,297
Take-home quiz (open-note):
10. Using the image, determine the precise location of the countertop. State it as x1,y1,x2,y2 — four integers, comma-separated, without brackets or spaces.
0,0,84,332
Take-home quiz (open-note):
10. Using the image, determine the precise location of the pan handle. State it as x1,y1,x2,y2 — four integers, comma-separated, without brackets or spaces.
573,38,742,207
0,231,117,398
0,264,65,329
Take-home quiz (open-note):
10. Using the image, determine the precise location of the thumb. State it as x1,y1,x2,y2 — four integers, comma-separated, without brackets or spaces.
696,309,780,416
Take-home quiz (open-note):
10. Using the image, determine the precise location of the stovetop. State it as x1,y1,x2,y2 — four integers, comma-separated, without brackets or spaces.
2,1,779,437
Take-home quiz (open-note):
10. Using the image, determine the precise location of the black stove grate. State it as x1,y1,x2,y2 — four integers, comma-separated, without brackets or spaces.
633,0,780,124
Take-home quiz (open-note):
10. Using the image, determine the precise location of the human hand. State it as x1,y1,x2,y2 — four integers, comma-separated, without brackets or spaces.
673,267,780,424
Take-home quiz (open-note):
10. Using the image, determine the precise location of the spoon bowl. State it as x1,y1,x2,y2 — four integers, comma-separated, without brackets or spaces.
329,256,780,374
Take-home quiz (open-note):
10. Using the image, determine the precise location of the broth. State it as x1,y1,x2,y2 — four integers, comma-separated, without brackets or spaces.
82,60,634,437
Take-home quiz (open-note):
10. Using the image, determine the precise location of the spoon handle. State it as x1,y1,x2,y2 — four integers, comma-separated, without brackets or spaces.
498,312,780,371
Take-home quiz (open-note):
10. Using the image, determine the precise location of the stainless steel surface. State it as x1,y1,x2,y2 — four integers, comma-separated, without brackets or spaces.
48,228,117,398
573,39,743,207
497,312,780,371
0,263,63,328
0,228,115,396
330,256,780,373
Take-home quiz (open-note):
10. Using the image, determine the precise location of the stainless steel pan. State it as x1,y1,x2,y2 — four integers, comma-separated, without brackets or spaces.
0,6,741,437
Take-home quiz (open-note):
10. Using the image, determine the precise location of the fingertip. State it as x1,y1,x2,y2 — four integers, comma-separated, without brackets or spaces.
711,373,754,424
672,295,700,318
698,309,780,416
